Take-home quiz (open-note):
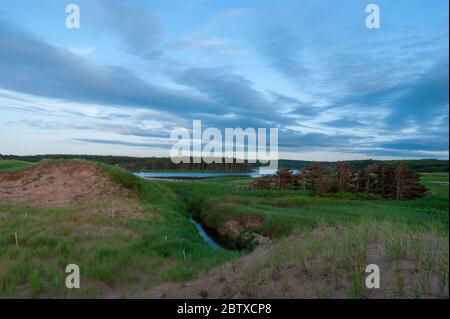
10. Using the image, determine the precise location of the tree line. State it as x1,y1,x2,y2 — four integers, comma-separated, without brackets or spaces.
1,154,447,175
0,154,252,172
275,159,449,173
253,162,428,200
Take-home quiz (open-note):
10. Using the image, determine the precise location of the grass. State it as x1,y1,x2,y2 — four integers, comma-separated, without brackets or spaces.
165,174,448,249
233,221,448,298
161,173,448,298
0,159,448,298
0,160,34,173
0,160,239,298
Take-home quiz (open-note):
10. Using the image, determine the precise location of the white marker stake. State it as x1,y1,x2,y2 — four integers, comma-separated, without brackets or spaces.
15,232,18,249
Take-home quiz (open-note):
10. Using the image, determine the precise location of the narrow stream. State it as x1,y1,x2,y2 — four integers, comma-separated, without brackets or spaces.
189,215,223,250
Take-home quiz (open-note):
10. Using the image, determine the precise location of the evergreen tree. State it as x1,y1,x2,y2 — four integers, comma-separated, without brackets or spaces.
336,162,351,192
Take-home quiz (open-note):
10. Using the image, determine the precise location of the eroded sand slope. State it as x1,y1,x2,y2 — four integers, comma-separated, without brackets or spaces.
0,161,132,207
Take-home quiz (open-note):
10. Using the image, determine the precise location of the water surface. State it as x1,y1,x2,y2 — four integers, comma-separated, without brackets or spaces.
189,215,222,250
134,167,278,179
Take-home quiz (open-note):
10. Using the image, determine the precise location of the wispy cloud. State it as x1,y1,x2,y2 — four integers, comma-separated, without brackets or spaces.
68,46,96,55
0,0,448,159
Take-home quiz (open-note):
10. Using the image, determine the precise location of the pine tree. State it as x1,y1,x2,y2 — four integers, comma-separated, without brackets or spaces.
362,164,379,192
394,164,427,200
309,162,333,196
376,164,395,198
276,168,292,190
252,176,274,190
350,169,361,192
336,162,351,192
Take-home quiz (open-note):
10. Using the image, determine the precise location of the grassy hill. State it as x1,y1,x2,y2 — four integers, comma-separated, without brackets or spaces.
0,160,238,298
0,159,448,298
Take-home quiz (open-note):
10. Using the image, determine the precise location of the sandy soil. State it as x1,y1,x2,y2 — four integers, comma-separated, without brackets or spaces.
0,161,132,208
140,228,447,299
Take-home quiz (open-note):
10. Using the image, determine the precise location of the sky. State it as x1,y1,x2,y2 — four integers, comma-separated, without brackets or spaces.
0,0,448,160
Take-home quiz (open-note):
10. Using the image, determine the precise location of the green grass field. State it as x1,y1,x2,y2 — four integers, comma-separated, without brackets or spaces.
165,173,448,247
0,160,34,173
0,160,448,298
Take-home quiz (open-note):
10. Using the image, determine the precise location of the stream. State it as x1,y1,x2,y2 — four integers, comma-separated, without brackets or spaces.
188,215,223,250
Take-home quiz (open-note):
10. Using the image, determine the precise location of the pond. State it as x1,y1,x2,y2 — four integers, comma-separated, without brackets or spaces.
134,167,278,179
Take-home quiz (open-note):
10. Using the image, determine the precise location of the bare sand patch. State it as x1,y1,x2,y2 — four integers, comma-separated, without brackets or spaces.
0,161,133,208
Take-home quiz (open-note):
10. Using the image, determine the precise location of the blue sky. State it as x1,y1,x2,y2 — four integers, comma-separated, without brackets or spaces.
0,0,448,160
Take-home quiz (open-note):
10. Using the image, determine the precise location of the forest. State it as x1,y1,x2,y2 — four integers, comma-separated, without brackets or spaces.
276,158,449,173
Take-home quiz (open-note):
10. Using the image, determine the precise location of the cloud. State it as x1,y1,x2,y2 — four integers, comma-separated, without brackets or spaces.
0,18,307,148
269,92,318,117
74,138,171,149
0,16,302,130
380,137,448,153
68,46,96,55
172,66,298,128
0,1,448,160
0,17,311,144
322,118,366,129
332,58,449,133
183,33,230,48
182,0,207,10
100,0,164,60
384,60,449,128
255,26,309,86
0,17,217,116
